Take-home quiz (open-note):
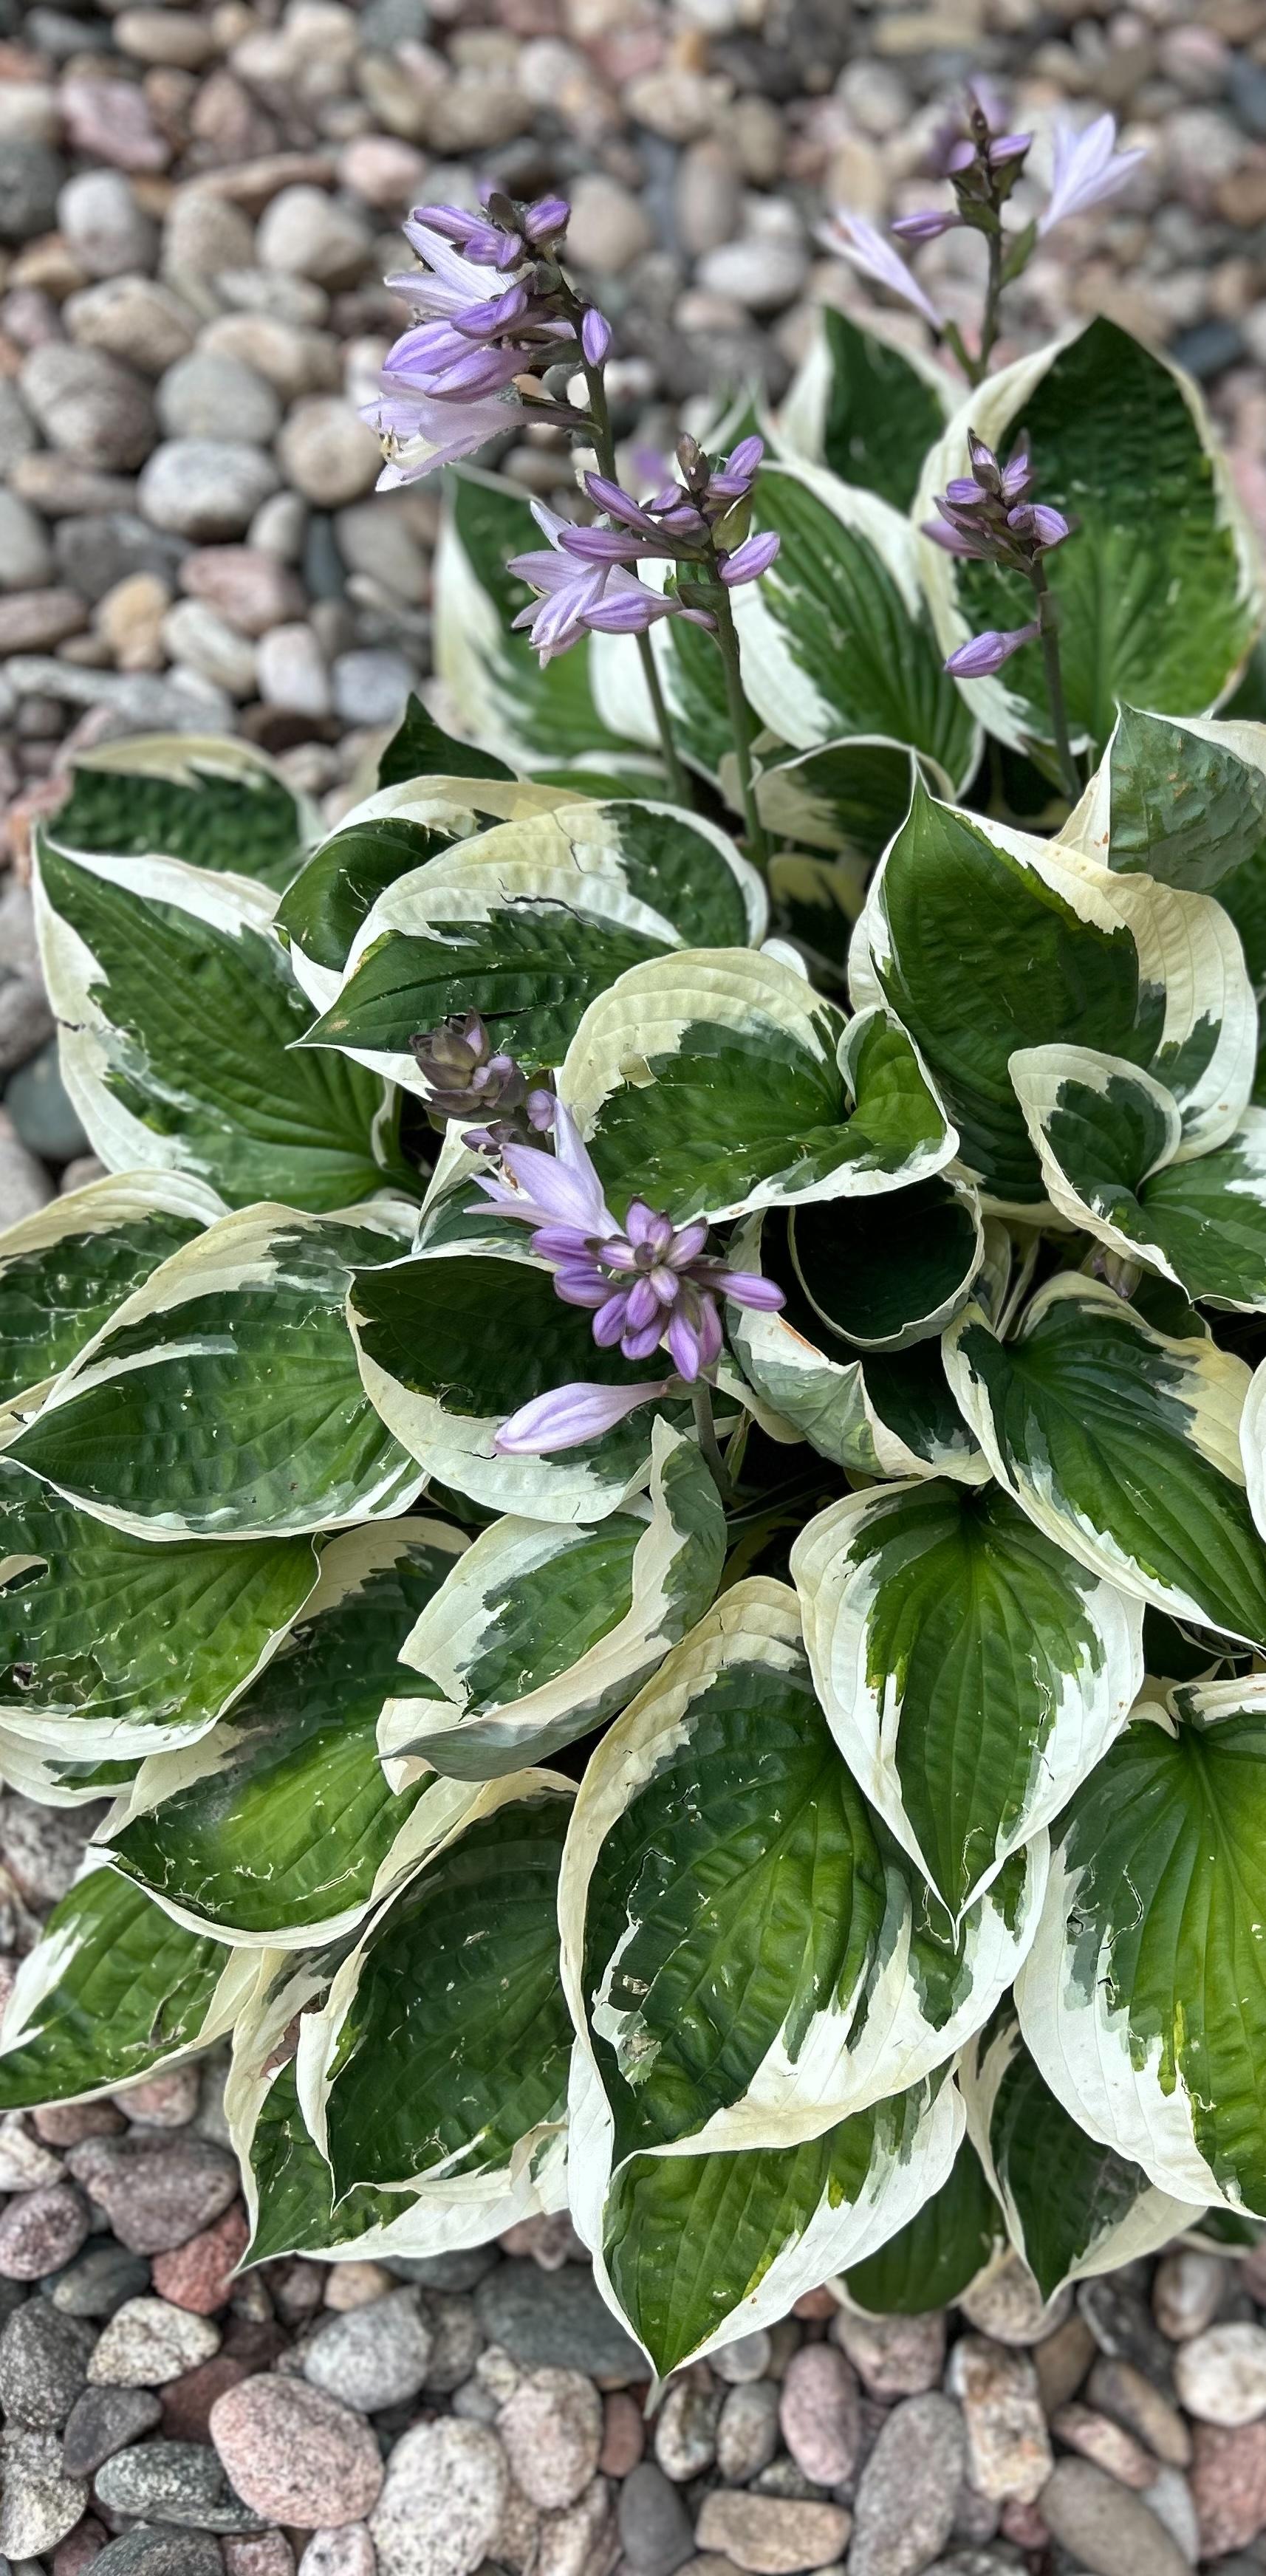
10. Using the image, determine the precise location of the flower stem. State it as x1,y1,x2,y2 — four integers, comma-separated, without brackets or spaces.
1028,558,1081,804
976,227,1005,381
691,1379,735,1507
580,355,693,808
708,579,770,873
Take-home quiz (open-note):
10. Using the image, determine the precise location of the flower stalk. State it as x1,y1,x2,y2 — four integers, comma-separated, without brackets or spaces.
1029,557,1081,803
578,345,693,809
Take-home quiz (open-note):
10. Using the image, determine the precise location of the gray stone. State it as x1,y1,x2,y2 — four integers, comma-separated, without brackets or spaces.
333,497,427,602
4,1043,90,1165
4,658,230,731
654,2368,721,2481
302,2289,434,2415
20,343,156,474
332,647,413,727
0,2185,89,2282
0,976,52,1078
475,2262,644,2383
157,352,281,447
256,621,329,716
0,138,65,243
386,2248,498,2291
299,2535,376,2576
138,442,280,543
0,380,38,476
0,2299,93,2429
55,512,187,606
61,2383,162,2477
696,235,808,312
959,2260,1070,2349
0,1795,93,1905
0,2428,86,2558
499,2366,603,2510
1153,2251,1228,2342
420,2292,483,2394
95,2437,268,2531
162,598,258,696
65,274,198,377
1078,2279,1175,2386
0,1133,53,1225
0,493,52,593
718,2377,781,2484
1039,2459,1192,2576
0,2112,61,2191
712,2329,773,2385
369,2418,508,2576
49,2242,151,2320
162,188,257,289
59,168,159,280
1086,2359,1191,2468
832,2307,946,2397
566,173,654,273
618,2461,694,2575
256,186,370,288
849,2394,965,2576
92,2534,225,2575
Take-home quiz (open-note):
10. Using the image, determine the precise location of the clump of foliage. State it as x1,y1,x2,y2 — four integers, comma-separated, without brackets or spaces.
6,105,1266,2378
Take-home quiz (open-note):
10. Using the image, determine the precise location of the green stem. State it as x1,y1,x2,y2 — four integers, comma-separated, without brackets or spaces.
691,1379,734,1507
709,580,769,874
581,357,693,809
976,226,1005,382
1029,558,1081,805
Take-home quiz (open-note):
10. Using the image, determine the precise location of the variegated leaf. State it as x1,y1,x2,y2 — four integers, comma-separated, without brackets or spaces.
47,733,315,891
792,1479,1142,1922
753,736,952,866
945,1275,1266,1647
34,837,406,1213
842,2134,1002,2315
1015,1679,1266,2216
0,1171,222,1425
0,1863,250,2109
960,2007,1197,2299
380,1419,725,1781
563,953,956,1226
101,1520,475,1944
857,785,1256,1209
7,1202,423,1541
776,308,955,513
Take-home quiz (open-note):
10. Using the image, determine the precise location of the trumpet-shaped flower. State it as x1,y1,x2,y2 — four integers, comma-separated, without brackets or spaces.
817,211,942,328
1039,114,1146,236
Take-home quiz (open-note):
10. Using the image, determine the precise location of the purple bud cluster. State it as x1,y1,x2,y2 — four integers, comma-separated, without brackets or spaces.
925,431,1071,679
507,434,780,666
409,1013,552,1151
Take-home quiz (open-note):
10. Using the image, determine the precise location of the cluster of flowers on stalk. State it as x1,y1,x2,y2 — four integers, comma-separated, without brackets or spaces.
507,432,781,664
363,185,600,483
411,1013,784,1456
925,431,1070,677
822,100,1145,344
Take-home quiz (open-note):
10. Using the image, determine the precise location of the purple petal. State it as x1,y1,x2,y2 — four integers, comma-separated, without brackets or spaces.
530,1223,593,1262
582,587,671,635
582,473,662,535
922,518,986,559
581,306,612,365
666,1308,702,1380
715,1270,787,1312
945,623,1041,678
989,131,1032,164
622,1319,667,1363
524,193,571,239
592,1292,631,1346
717,531,781,587
559,525,654,564
727,434,764,481
494,1377,668,1455
626,1276,663,1332
696,1295,723,1369
554,1264,611,1309
667,1222,709,1269
891,209,959,242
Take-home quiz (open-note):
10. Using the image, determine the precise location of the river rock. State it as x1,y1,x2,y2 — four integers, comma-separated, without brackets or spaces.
1175,2323,1266,2425
20,342,156,472
0,2427,87,2558
61,2383,163,2477
499,2366,603,2510
58,167,158,276
617,2460,694,2576
948,2337,1052,2504
1040,2459,1193,2576
655,2368,722,2481
849,2393,964,2576
694,2489,851,2572
1153,2252,1228,2342
369,2417,508,2575
157,349,282,445
277,395,380,507
832,2307,945,2397
0,2185,89,2281
257,185,370,287
779,2343,861,2487
211,2374,384,2527
64,275,198,375
0,2300,93,2428
95,2435,268,2531
0,490,53,591
1191,2417,1266,2555
66,2132,239,2253
1087,2358,1192,2467
719,2379,781,2483
302,2288,434,2414
88,2296,222,2387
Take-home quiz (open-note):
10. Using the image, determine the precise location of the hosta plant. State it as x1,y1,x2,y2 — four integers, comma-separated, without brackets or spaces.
8,105,1266,2380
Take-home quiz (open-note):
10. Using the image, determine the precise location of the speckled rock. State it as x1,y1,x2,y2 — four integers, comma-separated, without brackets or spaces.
0,2183,89,2280
303,2288,435,2414
0,2298,94,2428
21,341,155,471
66,2131,239,2253
0,2427,87,2558
779,2343,861,2487
211,2374,384,2529
61,2383,163,2479
831,2306,946,2397
369,2417,508,2575
948,2337,1053,2504
654,2368,722,2482
298,2533,376,2576
1050,2402,1157,2489
1191,2418,1266,2555
694,2489,851,2572
959,2260,1070,2348
499,2364,603,2510
1087,2359,1191,2467
534,2473,620,2576
95,2434,269,2532
138,440,280,542
151,2205,249,2315
1174,2323,1266,2426
88,2295,222,2388
473,2261,644,2380
719,2379,781,2484
849,2393,964,2576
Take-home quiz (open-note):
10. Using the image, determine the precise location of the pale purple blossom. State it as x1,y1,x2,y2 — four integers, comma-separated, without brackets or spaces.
817,211,942,327
581,308,612,365
363,386,517,487
507,504,691,663
1038,113,1146,236
890,209,961,244
495,1377,676,1455
473,1100,784,1394
718,532,781,586
945,623,1040,676
924,432,1069,569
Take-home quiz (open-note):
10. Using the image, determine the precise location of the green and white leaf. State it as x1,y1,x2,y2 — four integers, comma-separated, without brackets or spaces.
786,1175,983,1352
792,1479,1142,1922
34,838,403,1213
842,2133,1002,2315
7,1202,423,1541
728,1212,988,1483
379,1420,725,1781
303,1775,572,2222
945,1273,1266,1646
960,2008,1197,2298
377,692,516,790
302,802,766,1086
560,1578,1044,2198
276,774,590,1011
857,786,1256,1208
0,1171,222,1426
100,1519,476,1944
916,320,1263,759
1067,705,1266,894
0,1459,320,1760
47,734,315,893
348,1239,685,1527
563,952,956,1224
435,468,645,771
753,736,952,864
776,308,955,513
727,461,979,790
1013,1044,1266,1312
0,1862,252,2109
1015,1680,1266,2216
586,2069,962,2380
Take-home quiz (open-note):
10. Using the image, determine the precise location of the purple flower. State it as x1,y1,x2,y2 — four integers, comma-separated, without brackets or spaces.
1039,113,1146,236
924,431,1068,574
581,307,612,366
891,208,960,243
508,504,709,662
945,623,1040,677
717,531,781,586
473,1101,784,1388
816,212,941,328
495,1377,675,1456
360,385,515,487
